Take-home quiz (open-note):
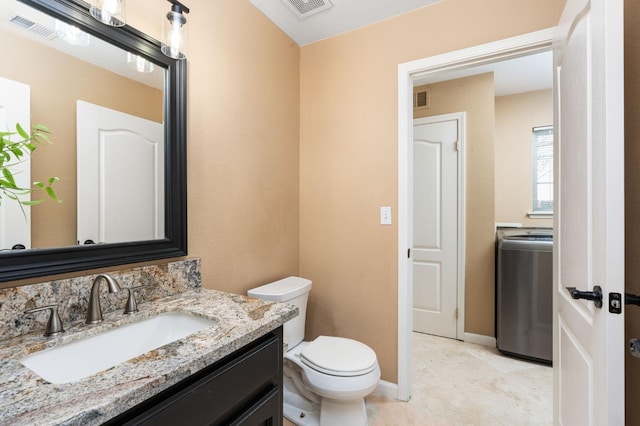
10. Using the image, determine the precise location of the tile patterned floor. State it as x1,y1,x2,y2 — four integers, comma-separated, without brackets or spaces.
285,332,552,425
366,333,553,425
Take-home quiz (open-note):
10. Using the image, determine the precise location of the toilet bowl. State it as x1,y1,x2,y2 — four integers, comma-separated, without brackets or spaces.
248,277,380,426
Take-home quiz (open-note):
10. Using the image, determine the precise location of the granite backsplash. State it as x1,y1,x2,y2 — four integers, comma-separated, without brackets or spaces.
0,258,201,341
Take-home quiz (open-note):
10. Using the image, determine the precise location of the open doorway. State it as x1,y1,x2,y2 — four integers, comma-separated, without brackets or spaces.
397,29,555,402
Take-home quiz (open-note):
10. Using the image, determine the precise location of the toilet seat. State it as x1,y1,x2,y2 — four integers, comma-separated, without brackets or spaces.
285,341,381,401
300,336,377,377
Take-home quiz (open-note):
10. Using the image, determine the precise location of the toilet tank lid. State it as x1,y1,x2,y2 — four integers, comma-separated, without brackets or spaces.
248,276,312,302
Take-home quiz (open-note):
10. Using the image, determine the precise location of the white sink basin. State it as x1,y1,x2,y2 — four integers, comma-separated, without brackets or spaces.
20,311,217,384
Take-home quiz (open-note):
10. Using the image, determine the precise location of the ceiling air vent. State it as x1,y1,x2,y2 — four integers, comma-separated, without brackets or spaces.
283,0,333,18
413,89,430,110
9,15,56,40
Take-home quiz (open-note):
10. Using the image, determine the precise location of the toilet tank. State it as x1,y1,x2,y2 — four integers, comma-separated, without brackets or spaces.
248,276,312,350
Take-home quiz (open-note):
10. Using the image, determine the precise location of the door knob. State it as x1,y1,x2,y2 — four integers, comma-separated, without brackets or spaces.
630,339,640,358
566,286,603,308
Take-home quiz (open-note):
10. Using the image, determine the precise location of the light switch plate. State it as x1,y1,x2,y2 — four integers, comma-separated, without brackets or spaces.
381,206,392,225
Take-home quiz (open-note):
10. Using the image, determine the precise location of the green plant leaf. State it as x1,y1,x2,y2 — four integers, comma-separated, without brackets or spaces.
45,186,62,203
15,123,29,139
1,122,62,208
2,168,16,186
10,147,24,158
33,133,51,144
21,199,44,206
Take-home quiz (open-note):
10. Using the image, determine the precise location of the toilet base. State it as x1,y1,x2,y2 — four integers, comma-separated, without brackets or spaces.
282,371,369,426
319,397,368,426
283,373,320,426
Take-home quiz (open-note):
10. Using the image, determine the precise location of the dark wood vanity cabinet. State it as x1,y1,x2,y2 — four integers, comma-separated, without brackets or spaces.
105,327,283,426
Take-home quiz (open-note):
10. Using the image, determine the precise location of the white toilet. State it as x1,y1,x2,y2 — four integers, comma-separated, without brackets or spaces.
248,276,380,426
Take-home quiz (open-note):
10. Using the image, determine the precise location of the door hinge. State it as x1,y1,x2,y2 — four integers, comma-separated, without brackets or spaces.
455,308,459,320
456,140,460,151
407,248,411,258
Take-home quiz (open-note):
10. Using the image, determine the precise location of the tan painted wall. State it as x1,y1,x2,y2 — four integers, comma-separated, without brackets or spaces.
495,89,553,227
414,73,496,337
129,1,302,292
625,1,640,422
300,0,565,383
2,31,162,248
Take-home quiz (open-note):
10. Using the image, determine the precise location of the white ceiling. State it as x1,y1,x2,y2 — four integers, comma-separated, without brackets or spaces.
414,51,553,96
249,0,443,46
249,0,552,95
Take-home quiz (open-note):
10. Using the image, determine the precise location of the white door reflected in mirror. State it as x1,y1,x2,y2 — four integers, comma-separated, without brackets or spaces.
76,101,164,245
0,76,31,251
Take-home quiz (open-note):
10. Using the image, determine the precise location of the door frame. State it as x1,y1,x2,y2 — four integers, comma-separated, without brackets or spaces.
412,113,466,340
397,27,556,401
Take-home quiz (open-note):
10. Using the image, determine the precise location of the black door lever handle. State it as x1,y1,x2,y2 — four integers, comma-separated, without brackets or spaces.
566,286,603,308
625,293,640,306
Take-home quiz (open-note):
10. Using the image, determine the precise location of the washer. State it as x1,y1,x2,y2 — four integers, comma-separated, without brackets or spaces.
496,227,553,364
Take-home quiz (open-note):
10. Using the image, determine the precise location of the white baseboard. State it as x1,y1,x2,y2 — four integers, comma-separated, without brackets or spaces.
463,332,496,347
374,380,398,399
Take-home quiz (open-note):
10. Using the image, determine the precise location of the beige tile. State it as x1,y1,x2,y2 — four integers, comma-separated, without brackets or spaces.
365,333,552,426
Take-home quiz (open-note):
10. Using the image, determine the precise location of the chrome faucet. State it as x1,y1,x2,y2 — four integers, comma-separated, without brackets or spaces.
25,304,65,337
86,274,122,324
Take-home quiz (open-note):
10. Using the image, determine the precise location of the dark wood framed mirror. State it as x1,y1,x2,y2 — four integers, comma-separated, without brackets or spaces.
0,0,187,283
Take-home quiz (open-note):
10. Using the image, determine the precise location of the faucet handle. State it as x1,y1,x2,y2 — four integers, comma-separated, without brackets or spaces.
123,285,148,314
25,304,65,337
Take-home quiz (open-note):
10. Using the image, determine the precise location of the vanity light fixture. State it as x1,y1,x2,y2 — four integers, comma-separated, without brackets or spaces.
127,52,155,73
161,0,190,60
89,0,126,27
55,20,90,46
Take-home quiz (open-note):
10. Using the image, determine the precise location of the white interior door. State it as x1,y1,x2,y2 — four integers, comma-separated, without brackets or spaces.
77,101,164,245
0,77,31,251
553,0,625,423
412,115,460,339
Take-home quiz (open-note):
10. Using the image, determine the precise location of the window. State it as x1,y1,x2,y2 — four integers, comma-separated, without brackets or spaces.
532,126,553,213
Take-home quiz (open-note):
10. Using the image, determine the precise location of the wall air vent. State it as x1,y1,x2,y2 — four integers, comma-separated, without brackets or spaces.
413,89,430,110
283,0,333,18
9,15,56,40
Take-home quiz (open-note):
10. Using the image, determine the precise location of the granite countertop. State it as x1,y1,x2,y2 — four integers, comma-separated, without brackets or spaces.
0,288,297,426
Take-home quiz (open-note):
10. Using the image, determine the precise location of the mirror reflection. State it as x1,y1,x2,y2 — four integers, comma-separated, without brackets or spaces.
0,0,165,252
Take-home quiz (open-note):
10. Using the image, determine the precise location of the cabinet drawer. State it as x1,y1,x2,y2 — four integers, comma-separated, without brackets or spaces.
116,330,282,425
230,387,280,426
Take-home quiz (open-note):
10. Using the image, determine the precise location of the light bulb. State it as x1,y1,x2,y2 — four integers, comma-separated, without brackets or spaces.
127,52,154,73
169,21,182,58
162,10,187,59
161,1,189,59
55,20,90,46
90,0,125,27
